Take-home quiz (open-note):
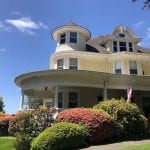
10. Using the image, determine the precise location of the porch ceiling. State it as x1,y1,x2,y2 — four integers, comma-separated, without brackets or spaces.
15,69,150,91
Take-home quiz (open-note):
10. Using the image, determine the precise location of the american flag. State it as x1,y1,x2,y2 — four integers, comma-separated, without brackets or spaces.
127,88,132,103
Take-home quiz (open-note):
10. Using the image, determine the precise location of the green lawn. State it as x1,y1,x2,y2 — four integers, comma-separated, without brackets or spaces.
0,137,16,150
120,143,150,150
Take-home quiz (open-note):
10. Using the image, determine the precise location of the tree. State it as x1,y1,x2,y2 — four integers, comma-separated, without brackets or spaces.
132,0,150,9
0,97,5,113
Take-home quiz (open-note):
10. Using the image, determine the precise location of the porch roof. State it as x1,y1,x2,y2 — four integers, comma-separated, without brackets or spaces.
15,69,150,91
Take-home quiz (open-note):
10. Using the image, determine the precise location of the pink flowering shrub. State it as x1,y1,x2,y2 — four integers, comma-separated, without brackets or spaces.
56,108,117,143
8,107,56,150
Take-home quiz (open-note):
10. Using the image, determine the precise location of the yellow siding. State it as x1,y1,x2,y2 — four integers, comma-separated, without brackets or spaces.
143,64,150,75
80,58,106,72
107,62,113,73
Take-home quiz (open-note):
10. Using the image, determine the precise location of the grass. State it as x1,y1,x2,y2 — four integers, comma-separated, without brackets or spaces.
119,143,150,150
0,136,16,150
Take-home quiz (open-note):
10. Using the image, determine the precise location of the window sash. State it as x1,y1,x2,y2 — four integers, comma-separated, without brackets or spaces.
69,58,78,70
129,61,137,75
60,33,66,44
57,59,63,69
115,61,122,74
70,32,77,43
119,42,127,51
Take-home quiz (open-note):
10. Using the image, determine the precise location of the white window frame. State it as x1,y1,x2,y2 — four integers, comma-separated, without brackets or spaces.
129,60,138,75
60,32,66,44
114,61,122,74
70,32,77,43
57,59,64,70
69,58,78,70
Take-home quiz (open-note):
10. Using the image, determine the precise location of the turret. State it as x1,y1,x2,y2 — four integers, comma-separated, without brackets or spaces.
51,22,91,52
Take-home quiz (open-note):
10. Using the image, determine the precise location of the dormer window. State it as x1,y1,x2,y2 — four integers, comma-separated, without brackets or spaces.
119,42,127,52
129,42,133,52
118,33,126,38
70,32,77,43
60,33,66,44
113,41,118,52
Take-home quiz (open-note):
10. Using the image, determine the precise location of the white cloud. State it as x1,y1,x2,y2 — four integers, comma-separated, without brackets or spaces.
0,21,10,32
139,27,150,47
6,17,48,35
11,11,22,16
134,21,145,29
0,48,7,52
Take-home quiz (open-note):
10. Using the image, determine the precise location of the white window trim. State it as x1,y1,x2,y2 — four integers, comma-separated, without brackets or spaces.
128,60,138,75
113,61,122,74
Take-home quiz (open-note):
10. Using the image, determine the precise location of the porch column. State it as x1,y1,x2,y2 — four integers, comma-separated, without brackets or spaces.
28,96,32,109
103,81,108,100
54,86,58,108
20,90,24,110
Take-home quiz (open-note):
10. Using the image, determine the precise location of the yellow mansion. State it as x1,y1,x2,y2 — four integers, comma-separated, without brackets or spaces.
15,23,150,117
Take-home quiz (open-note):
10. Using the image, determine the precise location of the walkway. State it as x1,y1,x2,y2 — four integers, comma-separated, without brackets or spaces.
81,139,150,150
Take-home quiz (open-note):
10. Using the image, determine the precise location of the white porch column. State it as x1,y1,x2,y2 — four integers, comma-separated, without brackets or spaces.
28,97,32,109
20,90,24,110
103,81,108,100
54,86,58,108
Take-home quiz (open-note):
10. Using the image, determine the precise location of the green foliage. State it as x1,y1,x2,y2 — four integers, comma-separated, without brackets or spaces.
0,97,5,113
31,98,43,109
31,122,89,150
94,98,146,138
8,108,56,149
56,108,117,143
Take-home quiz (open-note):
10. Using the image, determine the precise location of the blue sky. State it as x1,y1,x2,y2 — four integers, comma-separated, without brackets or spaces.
0,0,150,114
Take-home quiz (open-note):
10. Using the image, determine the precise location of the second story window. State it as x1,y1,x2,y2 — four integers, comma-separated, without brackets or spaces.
129,61,137,75
69,58,78,70
113,41,118,52
60,33,66,44
115,61,122,74
119,42,127,52
129,42,133,52
70,32,77,43
57,59,63,69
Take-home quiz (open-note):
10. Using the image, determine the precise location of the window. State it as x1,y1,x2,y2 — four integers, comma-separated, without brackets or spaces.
129,42,133,52
57,59,63,69
119,42,127,51
118,33,126,38
129,61,137,75
68,92,78,108
60,33,66,44
113,41,118,52
69,58,78,70
58,92,63,108
70,32,77,43
115,61,122,74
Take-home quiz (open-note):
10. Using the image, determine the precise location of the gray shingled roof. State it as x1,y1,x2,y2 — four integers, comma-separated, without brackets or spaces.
86,36,111,54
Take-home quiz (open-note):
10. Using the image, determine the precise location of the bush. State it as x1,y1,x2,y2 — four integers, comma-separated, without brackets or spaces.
0,113,15,136
56,108,116,143
93,98,146,138
31,122,89,150
8,107,56,149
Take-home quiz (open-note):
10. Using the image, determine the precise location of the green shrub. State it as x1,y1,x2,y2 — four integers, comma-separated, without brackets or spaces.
93,98,146,138
31,122,89,150
8,107,56,149
56,108,117,143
